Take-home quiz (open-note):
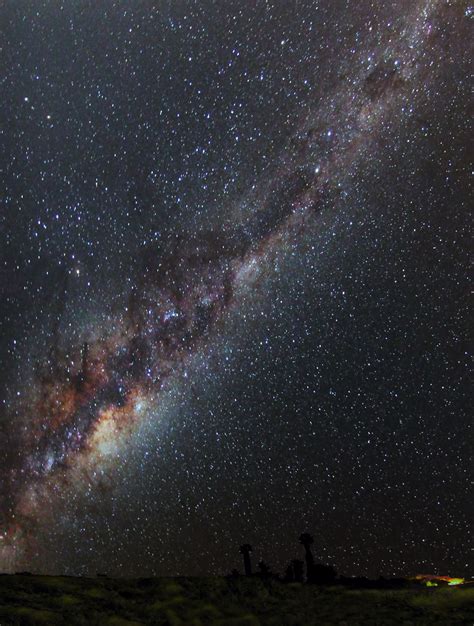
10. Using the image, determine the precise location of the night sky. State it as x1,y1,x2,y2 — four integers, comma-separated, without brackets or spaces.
0,1,471,579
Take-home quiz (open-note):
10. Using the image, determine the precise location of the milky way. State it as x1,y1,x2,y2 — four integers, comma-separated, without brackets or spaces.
0,0,471,576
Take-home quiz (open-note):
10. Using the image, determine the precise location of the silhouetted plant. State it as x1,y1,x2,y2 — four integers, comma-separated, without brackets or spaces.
310,562,337,585
292,559,304,583
284,563,295,583
239,544,253,576
257,560,271,577
299,533,316,582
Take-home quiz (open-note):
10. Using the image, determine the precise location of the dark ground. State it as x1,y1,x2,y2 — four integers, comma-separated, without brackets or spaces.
0,574,473,625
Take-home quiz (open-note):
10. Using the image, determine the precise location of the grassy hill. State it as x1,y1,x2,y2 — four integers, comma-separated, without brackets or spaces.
0,573,472,625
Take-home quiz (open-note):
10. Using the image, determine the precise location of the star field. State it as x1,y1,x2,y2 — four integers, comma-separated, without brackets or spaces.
0,0,471,578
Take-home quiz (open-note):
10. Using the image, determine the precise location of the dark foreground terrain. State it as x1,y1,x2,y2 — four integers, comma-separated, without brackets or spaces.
0,574,472,625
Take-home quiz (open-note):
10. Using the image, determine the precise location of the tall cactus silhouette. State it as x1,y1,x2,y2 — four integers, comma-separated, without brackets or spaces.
299,533,315,582
239,544,253,576
292,559,304,583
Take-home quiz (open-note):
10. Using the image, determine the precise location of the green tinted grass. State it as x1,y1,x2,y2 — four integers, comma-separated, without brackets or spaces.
0,575,472,626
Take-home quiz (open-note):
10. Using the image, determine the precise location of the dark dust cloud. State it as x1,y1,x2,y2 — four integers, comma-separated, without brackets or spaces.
0,0,471,578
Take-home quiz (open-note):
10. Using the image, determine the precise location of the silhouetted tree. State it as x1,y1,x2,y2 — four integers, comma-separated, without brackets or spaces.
292,559,304,583
299,533,316,582
311,562,337,585
239,544,253,576
257,560,271,577
284,562,295,583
